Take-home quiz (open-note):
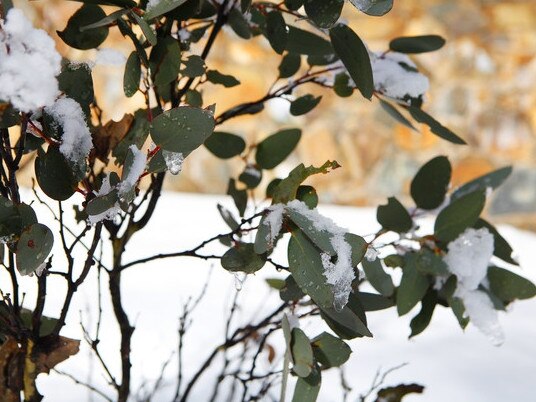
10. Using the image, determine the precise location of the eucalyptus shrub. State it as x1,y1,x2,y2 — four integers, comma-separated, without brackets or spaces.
0,0,535,401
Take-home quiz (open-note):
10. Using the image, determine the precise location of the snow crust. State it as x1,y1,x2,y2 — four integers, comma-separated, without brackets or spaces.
0,9,61,112
162,150,184,175
45,97,93,165
286,200,355,311
263,204,286,246
371,51,429,101
443,228,504,345
118,145,147,196
87,174,122,225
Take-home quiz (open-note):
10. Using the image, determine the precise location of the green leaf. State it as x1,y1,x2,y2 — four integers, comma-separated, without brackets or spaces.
239,166,262,189
58,5,109,50
390,35,446,54
86,189,119,216
204,131,245,159
452,166,512,201
206,69,241,87
377,197,412,233
320,293,372,338
0,197,22,240
35,147,78,201
17,204,37,230
329,24,373,99
144,0,188,20
217,204,239,230
280,275,306,302
279,53,301,78
415,249,449,276
221,242,266,274
358,291,395,311
311,332,351,368
333,72,354,97
124,52,141,97
228,8,252,39
348,0,393,16
408,106,466,144
286,26,334,56
396,253,430,316
290,95,322,116
285,0,305,11
434,191,486,243
265,11,288,54
272,161,340,203
379,99,416,131
19,309,58,337
150,37,181,86
288,229,334,309
151,106,215,155
296,185,318,208
474,219,517,265
291,328,314,377
79,8,129,31
185,90,203,107
227,179,247,217
410,289,437,338
265,278,286,290
130,11,157,46
410,156,451,210
304,0,344,28
488,266,536,303
292,369,321,402
16,224,54,276
58,62,94,115
113,109,151,162
255,128,301,169
182,55,206,77
362,258,394,297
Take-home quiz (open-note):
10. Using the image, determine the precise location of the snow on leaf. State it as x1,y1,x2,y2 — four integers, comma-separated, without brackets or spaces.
0,9,61,112
371,51,429,102
45,97,93,166
443,228,494,291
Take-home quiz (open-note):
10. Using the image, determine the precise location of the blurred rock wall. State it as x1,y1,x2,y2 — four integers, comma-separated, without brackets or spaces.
19,0,536,229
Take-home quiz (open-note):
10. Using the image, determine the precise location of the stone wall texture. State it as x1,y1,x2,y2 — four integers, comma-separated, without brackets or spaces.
17,0,536,229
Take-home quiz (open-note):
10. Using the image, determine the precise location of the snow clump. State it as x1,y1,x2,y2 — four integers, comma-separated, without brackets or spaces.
0,9,61,112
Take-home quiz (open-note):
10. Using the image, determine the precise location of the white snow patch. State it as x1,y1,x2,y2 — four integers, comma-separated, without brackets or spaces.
118,145,146,195
364,246,378,262
162,150,184,175
0,9,61,112
45,97,93,165
371,51,429,101
443,228,494,291
287,200,354,310
455,287,505,346
95,48,127,66
443,227,503,344
87,174,122,224
262,204,286,246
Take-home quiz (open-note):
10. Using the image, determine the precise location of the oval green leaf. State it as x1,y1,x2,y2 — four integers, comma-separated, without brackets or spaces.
410,156,451,210
256,128,301,169
329,24,373,100
390,35,446,54
16,223,54,276
151,106,215,155
58,5,109,50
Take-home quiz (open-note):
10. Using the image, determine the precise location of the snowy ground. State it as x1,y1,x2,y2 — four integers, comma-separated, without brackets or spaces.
2,191,536,401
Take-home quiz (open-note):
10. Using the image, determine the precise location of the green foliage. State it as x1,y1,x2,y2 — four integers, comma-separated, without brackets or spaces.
255,128,301,169
58,4,108,50
1,2,534,401
389,35,446,54
330,24,373,99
